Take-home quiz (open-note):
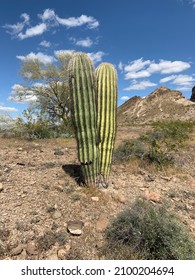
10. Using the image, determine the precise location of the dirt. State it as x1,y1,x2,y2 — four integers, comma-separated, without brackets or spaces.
0,127,195,260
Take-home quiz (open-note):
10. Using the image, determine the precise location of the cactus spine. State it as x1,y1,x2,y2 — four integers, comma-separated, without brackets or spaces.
96,63,117,186
68,53,98,186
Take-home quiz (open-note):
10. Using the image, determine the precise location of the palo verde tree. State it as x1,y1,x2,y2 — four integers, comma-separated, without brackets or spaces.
10,51,73,126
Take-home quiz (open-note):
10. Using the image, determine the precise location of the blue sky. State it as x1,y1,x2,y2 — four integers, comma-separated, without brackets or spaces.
0,0,195,117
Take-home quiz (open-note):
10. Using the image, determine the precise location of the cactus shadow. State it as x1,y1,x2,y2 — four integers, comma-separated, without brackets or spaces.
62,164,84,185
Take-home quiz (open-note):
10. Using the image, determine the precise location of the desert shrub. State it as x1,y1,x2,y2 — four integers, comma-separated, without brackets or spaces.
113,139,147,162
103,199,195,260
152,120,194,144
114,120,194,167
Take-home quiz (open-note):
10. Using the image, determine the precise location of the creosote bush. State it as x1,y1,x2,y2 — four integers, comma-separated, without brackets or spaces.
102,199,195,260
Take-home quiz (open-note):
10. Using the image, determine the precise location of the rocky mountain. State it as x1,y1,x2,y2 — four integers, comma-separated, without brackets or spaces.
117,86,195,125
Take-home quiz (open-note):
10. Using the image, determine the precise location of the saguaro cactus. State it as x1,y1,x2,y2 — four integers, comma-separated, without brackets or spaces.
96,63,117,187
68,53,98,186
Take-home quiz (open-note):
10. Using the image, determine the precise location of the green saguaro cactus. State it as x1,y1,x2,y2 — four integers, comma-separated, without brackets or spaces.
96,63,118,187
68,53,98,187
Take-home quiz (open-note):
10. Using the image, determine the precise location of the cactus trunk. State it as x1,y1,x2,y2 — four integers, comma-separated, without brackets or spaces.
96,63,117,186
68,53,98,186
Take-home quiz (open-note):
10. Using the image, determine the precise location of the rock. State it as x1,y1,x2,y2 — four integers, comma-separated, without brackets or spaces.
17,147,23,151
144,190,161,203
190,86,195,102
57,246,71,260
67,221,84,235
51,210,62,220
26,241,38,255
54,149,64,156
96,215,109,232
47,253,58,260
145,175,155,182
112,193,126,203
10,244,23,256
91,196,99,202
0,183,3,192
160,176,172,181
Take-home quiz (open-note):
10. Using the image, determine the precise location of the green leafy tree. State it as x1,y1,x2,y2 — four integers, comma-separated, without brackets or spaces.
10,51,73,126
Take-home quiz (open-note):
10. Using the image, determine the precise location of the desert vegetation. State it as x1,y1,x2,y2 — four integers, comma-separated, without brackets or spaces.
0,52,195,260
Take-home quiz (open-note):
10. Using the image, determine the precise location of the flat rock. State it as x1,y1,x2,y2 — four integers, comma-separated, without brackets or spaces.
10,244,23,256
112,193,126,203
26,241,38,255
67,220,84,235
51,210,62,220
144,190,161,203
91,196,99,202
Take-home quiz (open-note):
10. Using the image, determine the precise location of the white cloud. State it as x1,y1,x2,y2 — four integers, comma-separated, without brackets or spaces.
56,14,99,29
40,40,51,47
16,52,56,64
121,96,129,101
125,70,151,79
125,58,151,73
160,75,177,83
171,74,195,86
18,23,47,39
147,60,190,74
87,51,105,63
0,105,18,112
118,62,124,71
192,0,195,8
38,8,57,22
124,80,157,91
160,74,194,86
4,9,99,40
3,13,30,36
74,37,93,48
122,58,191,82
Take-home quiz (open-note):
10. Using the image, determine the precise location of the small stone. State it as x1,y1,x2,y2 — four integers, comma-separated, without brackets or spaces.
10,244,23,256
145,175,155,182
58,244,71,260
51,210,62,220
0,183,3,192
47,253,58,260
96,215,109,232
67,220,84,235
144,190,161,203
54,149,64,156
17,147,23,151
160,176,172,181
91,196,99,202
112,193,126,204
26,241,38,255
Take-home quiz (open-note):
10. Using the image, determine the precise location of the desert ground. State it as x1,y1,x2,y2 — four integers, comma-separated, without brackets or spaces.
0,126,195,260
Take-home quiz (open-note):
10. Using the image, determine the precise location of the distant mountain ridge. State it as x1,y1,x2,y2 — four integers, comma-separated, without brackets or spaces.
117,86,195,125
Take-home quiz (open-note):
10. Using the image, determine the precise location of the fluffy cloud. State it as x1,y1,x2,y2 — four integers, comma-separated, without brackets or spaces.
87,51,105,63
0,105,18,112
123,58,191,81
121,96,129,101
18,23,47,40
72,37,93,48
16,52,56,64
40,40,51,48
54,49,75,58
3,9,99,40
3,13,30,36
124,80,157,91
147,60,190,74
160,74,195,87
56,14,99,29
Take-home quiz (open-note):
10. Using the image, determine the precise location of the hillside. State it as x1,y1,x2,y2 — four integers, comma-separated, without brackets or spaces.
117,86,195,125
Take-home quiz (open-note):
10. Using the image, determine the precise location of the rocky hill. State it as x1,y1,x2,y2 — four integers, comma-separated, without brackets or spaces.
117,86,195,125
